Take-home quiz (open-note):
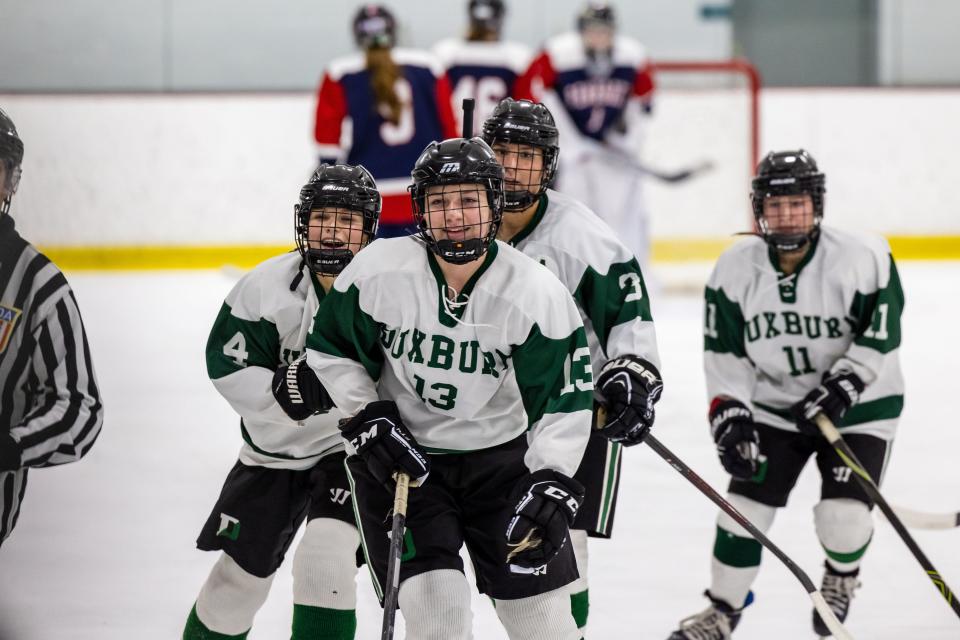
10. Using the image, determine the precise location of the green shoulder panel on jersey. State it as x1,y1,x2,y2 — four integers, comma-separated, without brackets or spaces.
849,254,904,354
306,282,384,381
206,301,281,379
573,257,653,352
704,286,747,358
512,323,593,427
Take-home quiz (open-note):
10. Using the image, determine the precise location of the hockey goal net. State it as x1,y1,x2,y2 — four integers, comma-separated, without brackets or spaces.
642,59,760,273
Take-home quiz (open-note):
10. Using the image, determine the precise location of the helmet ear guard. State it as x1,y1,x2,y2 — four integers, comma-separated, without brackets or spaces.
750,149,825,252
295,164,382,275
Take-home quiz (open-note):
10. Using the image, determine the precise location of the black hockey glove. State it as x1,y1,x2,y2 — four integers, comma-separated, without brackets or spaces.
594,355,663,446
271,355,333,422
339,400,430,490
0,431,21,472
792,369,865,437
505,469,584,570
710,397,760,480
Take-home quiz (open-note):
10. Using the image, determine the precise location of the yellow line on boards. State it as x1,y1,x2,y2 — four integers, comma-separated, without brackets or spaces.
38,236,960,271
39,245,296,270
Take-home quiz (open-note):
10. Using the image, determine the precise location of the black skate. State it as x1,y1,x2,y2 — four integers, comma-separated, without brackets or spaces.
813,563,861,637
667,591,752,640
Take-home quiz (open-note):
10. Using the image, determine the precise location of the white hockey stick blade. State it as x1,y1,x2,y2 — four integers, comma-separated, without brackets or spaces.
810,591,855,640
887,505,960,530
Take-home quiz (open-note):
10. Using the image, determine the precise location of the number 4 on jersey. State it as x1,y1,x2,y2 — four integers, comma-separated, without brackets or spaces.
223,331,249,366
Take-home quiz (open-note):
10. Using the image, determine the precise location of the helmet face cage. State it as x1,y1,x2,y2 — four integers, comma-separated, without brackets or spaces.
295,166,382,276
482,99,560,211
412,179,503,264
750,150,825,252
0,109,24,216
409,138,505,265
353,5,396,49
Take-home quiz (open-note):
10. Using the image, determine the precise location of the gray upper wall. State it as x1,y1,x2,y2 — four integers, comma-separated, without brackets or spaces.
0,0,730,91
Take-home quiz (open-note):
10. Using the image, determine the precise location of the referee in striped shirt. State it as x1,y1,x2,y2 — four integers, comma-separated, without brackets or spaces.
0,107,103,546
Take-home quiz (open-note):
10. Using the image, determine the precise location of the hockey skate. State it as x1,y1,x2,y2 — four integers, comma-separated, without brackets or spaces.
813,564,861,637
667,591,752,640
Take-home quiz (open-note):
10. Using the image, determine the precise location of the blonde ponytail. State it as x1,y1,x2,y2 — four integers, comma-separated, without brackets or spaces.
366,47,403,125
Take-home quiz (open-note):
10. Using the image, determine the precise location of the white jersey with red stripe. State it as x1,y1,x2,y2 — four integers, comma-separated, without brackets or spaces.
515,32,657,266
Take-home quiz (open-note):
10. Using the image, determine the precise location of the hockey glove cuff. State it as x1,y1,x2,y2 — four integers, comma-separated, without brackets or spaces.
505,469,584,570
792,370,865,436
272,354,334,422
594,355,663,446
340,400,430,491
710,397,760,479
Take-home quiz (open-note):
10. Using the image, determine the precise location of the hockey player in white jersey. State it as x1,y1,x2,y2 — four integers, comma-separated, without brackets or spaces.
301,137,592,639
668,150,905,639
184,165,381,640
482,97,662,634
433,0,532,134
515,2,656,266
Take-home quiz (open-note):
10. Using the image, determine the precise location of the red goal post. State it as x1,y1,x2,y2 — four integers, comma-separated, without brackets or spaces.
642,58,762,263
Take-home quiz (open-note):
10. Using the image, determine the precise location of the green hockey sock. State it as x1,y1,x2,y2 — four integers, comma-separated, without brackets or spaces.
182,604,249,640
570,589,589,630
291,604,357,640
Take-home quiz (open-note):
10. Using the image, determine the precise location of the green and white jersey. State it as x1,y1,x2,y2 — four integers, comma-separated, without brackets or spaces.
505,189,659,370
206,252,346,470
704,227,905,439
305,236,593,477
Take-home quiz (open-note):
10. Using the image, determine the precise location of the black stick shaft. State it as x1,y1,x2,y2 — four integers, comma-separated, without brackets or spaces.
815,415,960,619
461,98,475,138
381,473,410,640
643,434,820,594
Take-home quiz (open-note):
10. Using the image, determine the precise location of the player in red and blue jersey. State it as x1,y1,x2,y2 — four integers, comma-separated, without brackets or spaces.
515,2,656,267
433,0,532,135
314,5,459,238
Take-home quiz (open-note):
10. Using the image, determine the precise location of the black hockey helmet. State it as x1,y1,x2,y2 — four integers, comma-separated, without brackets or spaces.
295,164,381,275
468,0,505,34
482,98,559,210
0,108,23,217
352,4,396,49
577,2,616,31
751,149,826,252
409,137,505,264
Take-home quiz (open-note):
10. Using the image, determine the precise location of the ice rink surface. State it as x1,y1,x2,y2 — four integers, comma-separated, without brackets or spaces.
0,261,957,639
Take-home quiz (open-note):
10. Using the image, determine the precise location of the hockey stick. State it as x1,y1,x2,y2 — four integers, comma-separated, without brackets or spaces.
594,405,855,639
887,505,960,530
381,472,411,640
814,413,960,620
462,98,475,138
590,145,715,184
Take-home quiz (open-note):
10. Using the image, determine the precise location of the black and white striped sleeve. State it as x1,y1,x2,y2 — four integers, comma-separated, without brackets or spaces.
10,287,103,468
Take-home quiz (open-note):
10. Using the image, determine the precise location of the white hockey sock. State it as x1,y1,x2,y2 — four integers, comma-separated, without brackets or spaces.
397,569,472,640
814,498,873,573
195,553,274,635
710,494,777,609
292,518,360,609
495,586,581,640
